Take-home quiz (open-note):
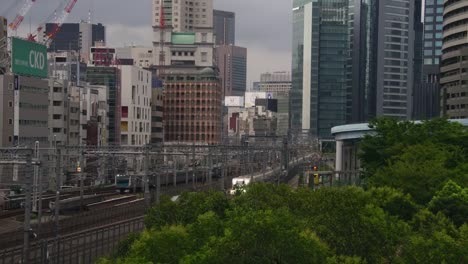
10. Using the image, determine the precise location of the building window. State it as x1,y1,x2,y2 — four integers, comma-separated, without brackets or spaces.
201,52,207,62
8,101,12,107
8,119,12,125
202,33,207,43
53,114,61,120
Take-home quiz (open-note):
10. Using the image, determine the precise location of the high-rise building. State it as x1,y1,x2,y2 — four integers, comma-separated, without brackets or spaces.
153,0,222,144
291,0,349,138
0,17,7,73
152,0,215,69
44,22,105,60
440,0,468,119
413,0,442,120
216,45,247,97
213,10,235,45
162,68,222,144
423,1,444,82
292,0,419,138
375,0,417,120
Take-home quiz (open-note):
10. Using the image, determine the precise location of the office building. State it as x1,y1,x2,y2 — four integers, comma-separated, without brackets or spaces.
440,0,468,119
256,72,291,136
0,17,7,73
216,45,247,96
213,10,235,45
116,46,154,68
44,22,105,59
151,85,164,144
423,0,444,81
48,79,108,146
153,0,222,144
87,66,121,144
413,0,441,120
162,68,222,144
120,66,152,146
291,0,349,138
153,0,215,69
0,74,49,147
292,0,419,138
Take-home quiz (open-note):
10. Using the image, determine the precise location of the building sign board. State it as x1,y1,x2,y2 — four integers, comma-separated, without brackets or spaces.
11,37,48,78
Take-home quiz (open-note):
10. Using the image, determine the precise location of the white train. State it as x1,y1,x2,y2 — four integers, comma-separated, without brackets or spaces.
229,154,315,194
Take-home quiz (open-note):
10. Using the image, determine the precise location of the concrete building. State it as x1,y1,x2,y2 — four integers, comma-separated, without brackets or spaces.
44,22,105,61
153,0,214,32
49,78,108,146
162,68,222,144
213,10,235,45
0,74,49,147
48,51,87,84
153,0,215,70
256,72,291,136
120,66,152,146
151,78,164,144
116,46,154,68
215,45,247,96
0,17,7,73
440,0,468,119
375,0,418,120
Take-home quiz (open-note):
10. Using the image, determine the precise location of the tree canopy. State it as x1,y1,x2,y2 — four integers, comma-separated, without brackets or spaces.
99,118,468,264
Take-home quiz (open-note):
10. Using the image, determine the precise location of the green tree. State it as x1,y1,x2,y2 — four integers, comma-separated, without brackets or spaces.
370,143,456,204
428,180,468,227
360,118,468,199
298,187,409,263
145,191,230,229
182,208,329,264
368,187,419,221
123,225,193,264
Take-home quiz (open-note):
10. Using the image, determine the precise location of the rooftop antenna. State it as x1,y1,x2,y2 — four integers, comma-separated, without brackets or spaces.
88,9,91,24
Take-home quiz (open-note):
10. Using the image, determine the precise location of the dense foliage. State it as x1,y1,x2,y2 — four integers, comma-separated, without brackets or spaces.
99,118,468,263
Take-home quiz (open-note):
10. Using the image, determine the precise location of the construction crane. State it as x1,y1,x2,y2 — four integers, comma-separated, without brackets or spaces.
158,1,166,77
27,0,78,45
8,0,37,31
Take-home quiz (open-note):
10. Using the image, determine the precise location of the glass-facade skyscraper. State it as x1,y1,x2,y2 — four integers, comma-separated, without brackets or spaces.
292,0,419,138
291,0,349,138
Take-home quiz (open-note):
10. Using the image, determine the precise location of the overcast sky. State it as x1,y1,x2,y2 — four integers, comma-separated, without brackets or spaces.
1,0,292,88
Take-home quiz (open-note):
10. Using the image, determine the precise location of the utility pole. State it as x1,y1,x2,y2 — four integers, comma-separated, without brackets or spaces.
173,158,177,187
185,153,189,185
35,142,43,237
32,142,39,213
23,153,33,264
53,138,60,264
143,146,150,208
191,142,195,189
79,150,84,212
208,149,212,187
155,171,161,204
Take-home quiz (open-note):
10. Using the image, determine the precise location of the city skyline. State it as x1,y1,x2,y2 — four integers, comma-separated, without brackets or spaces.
0,0,292,87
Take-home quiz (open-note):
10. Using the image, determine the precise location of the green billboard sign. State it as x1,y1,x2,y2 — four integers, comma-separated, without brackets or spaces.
11,37,48,78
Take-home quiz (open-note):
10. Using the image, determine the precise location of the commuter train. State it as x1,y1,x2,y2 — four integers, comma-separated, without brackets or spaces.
115,165,222,193
229,154,313,194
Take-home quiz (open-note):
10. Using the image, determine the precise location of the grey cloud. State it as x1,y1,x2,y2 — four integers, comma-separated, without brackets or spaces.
1,0,292,84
